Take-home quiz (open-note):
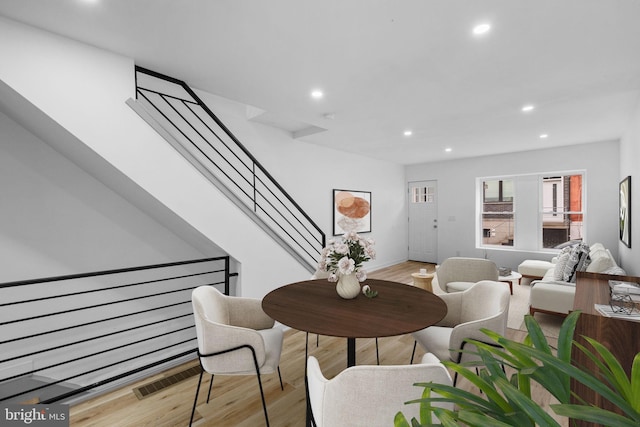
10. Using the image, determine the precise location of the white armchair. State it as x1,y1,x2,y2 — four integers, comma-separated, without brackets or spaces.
411,281,510,384
190,286,284,427
435,257,499,293
307,354,453,427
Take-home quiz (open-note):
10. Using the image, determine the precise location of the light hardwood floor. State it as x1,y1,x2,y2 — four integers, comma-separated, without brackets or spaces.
70,261,564,426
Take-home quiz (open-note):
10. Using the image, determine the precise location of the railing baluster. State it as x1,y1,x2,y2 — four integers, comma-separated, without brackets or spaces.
133,66,326,270
0,256,235,404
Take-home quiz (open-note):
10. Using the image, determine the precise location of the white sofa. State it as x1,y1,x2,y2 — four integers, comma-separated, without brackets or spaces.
526,243,624,317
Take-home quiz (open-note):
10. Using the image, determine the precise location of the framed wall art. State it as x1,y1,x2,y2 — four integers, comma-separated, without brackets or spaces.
620,175,631,248
332,189,371,235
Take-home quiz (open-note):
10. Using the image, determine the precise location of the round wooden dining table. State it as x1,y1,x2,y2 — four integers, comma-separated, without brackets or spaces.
262,278,447,367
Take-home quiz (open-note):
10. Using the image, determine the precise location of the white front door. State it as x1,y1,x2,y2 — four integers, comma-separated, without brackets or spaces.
408,180,438,263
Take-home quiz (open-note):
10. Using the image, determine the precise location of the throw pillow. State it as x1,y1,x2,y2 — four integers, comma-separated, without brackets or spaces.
585,249,615,273
562,243,591,283
553,249,571,281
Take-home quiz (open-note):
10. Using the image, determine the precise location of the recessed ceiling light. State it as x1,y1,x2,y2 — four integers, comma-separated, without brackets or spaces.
403,130,413,137
539,134,549,139
521,104,535,113
472,23,491,36
311,90,324,99
445,148,452,152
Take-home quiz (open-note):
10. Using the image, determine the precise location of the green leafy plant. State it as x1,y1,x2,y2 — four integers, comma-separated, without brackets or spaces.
394,311,640,426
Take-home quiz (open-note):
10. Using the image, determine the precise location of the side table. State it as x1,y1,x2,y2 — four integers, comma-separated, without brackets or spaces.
498,271,522,295
411,272,434,293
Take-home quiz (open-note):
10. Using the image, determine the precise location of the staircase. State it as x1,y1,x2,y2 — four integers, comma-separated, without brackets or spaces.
127,67,325,273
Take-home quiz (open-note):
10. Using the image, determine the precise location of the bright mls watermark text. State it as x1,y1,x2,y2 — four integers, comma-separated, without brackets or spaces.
2,405,69,426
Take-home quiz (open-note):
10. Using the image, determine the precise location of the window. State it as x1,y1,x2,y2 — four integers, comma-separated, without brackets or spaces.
411,185,434,204
477,171,585,251
480,179,514,247
541,174,584,248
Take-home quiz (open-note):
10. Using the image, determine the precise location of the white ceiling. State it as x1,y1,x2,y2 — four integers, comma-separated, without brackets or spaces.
1,0,640,165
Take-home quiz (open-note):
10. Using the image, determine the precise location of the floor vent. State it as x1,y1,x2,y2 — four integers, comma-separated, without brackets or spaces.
133,365,201,400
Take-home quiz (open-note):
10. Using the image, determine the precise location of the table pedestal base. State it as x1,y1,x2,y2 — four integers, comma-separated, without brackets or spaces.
347,338,356,367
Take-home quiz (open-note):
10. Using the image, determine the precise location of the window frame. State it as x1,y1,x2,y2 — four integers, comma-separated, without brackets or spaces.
539,173,585,250
478,177,516,248
477,170,586,252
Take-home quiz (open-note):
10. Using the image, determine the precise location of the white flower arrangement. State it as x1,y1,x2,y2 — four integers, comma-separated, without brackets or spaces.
318,231,376,282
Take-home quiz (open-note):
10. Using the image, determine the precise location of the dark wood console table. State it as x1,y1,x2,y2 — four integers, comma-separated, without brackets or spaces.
571,271,640,427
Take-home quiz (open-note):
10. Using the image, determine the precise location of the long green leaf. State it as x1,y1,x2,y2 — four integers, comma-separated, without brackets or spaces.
486,333,548,370
432,408,460,427
517,371,532,400
477,347,509,381
449,361,513,413
525,347,637,417
631,353,640,413
545,310,579,397
472,334,542,375
479,330,538,368
410,381,502,415
394,411,411,427
411,377,526,423
483,315,592,407
554,310,580,363
571,338,634,407
552,404,640,427
492,338,573,402
523,314,552,355
479,333,567,399
456,410,517,427
418,384,433,426
495,376,560,427
582,336,631,399
407,391,491,414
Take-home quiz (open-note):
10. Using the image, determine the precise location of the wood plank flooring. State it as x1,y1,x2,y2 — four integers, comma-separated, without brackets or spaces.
69,261,564,426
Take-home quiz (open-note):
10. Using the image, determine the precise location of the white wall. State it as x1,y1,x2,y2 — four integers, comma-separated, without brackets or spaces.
0,109,224,393
406,140,621,271
0,16,407,298
619,97,640,276
0,111,217,280
195,89,408,274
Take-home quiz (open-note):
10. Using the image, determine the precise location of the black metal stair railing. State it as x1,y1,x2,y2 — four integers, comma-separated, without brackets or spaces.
0,256,235,404
130,66,325,272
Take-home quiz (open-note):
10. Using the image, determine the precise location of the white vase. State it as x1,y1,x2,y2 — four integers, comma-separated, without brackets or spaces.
336,273,361,299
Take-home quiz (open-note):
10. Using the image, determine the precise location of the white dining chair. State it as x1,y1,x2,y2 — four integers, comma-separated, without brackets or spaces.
190,286,283,426
410,280,510,384
307,353,453,427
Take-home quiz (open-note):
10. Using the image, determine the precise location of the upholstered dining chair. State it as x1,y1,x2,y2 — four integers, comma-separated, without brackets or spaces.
190,286,284,427
435,257,499,293
410,280,510,385
307,354,453,427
